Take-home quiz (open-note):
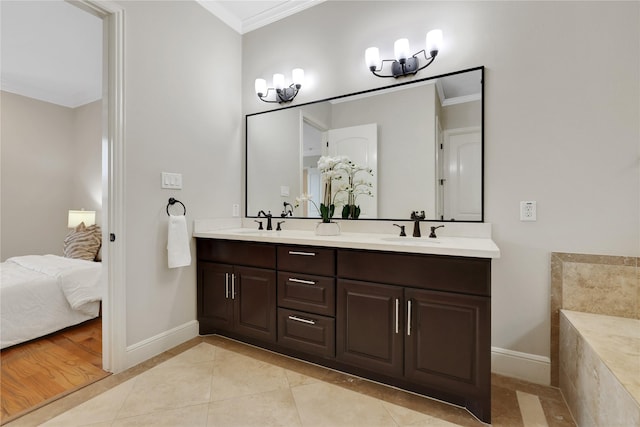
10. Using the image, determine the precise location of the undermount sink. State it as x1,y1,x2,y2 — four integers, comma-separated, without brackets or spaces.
232,229,272,234
380,237,441,244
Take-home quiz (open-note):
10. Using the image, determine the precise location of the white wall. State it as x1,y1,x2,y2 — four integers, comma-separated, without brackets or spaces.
0,92,101,260
120,1,242,348
241,0,640,381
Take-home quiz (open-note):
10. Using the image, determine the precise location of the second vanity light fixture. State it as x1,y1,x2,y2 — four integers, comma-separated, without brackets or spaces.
365,29,443,78
255,69,304,103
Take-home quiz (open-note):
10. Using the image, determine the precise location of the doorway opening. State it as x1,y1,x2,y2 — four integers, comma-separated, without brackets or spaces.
0,0,124,421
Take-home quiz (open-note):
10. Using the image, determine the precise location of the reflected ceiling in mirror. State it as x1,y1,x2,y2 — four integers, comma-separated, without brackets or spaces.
246,66,484,222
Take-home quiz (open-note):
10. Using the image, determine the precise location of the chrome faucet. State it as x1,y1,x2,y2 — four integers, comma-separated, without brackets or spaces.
257,210,273,230
410,210,425,237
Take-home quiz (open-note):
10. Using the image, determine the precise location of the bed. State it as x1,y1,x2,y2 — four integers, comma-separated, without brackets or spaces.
0,254,103,349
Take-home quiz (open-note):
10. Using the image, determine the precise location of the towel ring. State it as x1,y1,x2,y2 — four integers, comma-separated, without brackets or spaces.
167,198,186,216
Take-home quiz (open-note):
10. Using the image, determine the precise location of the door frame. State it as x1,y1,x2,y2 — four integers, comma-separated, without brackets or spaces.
74,0,126,373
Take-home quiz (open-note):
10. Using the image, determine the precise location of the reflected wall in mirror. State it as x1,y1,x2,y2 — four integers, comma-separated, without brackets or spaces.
246,66,483,222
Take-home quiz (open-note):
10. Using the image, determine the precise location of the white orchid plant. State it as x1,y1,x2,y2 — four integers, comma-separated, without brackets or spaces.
295,155,374,222
333,158,374,219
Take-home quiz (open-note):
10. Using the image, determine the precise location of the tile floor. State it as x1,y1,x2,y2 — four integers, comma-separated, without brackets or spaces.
6,336,576,427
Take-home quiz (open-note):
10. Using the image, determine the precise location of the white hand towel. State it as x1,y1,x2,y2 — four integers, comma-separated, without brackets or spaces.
167,214,191,268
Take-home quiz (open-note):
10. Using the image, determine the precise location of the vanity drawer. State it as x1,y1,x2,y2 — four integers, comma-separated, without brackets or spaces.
196,239,276,269
277,308,335,358
337,249,490,297
277,246,335,276
277,272,335,316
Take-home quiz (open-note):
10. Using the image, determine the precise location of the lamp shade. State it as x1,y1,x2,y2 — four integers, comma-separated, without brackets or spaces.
394,38,410,61
254,78,267,95
68,210,96,228
292,68,304,86
273,73,285,90
426,29,443,54
365,47,380,69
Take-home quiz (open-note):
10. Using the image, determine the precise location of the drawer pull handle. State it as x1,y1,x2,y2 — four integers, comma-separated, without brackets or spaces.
225,273,229,299
288,315,316,325
288,251,316,256
395,298,399,334
407,300,412,336
231,273,236,299
288,278,316,285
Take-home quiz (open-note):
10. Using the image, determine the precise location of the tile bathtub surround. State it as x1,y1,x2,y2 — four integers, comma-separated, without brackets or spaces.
549,252,639,386
559,310,640,427
6,336,576,427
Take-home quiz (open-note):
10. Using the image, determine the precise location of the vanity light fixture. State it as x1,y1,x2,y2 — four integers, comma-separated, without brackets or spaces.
255,68,304,103
365,29,443,78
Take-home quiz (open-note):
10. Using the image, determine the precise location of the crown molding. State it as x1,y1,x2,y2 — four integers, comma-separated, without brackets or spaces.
197,0,324,34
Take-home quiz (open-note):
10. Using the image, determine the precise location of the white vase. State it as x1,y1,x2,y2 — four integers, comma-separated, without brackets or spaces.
315,221,340,236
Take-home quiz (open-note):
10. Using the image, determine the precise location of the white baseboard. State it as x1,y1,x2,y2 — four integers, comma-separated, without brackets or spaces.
124,320,199,369
491,346,551,386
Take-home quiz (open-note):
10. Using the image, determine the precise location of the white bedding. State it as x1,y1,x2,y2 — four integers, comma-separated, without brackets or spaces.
1,254,103,349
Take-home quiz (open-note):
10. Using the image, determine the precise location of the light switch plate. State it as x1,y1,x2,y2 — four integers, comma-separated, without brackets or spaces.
520,201,537,221
280,186,290,197
162,172,182,189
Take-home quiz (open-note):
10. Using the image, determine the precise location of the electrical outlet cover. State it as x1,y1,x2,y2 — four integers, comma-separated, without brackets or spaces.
520,201,537,221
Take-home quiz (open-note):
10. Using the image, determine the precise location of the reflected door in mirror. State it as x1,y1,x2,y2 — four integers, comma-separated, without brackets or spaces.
327,123,378,219
443,127,481,221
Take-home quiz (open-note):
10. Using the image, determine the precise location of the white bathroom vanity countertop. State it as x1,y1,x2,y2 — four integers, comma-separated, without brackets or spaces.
193,227,500,259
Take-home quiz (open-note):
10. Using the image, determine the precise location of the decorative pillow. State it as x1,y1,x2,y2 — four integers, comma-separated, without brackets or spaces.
87,224,103,262
64,222,102,261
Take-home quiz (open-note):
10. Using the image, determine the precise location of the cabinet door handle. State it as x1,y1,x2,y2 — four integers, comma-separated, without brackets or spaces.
288,278,316,285
288,251,316,256
395,298,399,334
288,315,316,325
231,273,236,299
225,273,229,299
407,299,412,336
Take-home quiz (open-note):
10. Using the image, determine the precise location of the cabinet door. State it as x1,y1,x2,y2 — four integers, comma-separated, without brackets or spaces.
336,279,404,377
198,262,233,333
234,266,277,343
405,288,490,400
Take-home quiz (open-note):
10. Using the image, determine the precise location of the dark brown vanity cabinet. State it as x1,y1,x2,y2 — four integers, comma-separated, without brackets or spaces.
336,249,492,422
197,239,277,343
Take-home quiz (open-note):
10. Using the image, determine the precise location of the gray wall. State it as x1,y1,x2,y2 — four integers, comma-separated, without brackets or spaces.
247,108,301,216
0,92,101,260
241,0,640,370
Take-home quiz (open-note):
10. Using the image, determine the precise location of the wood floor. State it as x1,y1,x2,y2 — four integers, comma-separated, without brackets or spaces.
0,317,109,425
